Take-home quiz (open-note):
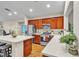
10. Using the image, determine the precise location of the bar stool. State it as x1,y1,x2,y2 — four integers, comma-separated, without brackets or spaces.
0,44,12,57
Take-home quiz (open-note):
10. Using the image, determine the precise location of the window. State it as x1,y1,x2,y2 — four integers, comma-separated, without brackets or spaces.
21,24,27,33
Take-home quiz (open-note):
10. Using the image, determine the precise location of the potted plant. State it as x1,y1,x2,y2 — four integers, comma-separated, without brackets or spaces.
60,33,78,55
60,33,76,44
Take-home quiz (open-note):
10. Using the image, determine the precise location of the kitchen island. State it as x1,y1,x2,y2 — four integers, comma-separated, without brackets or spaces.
42,32,79,57
0,35,34,57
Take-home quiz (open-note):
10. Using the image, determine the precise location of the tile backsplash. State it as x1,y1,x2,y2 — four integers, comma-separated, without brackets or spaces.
36,29,64,35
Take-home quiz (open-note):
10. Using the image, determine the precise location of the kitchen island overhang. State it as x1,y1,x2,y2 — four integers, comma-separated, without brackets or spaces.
0,35,34,57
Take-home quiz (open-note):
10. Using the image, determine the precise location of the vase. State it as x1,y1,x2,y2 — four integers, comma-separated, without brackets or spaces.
68,47,78,55
66,44,78,55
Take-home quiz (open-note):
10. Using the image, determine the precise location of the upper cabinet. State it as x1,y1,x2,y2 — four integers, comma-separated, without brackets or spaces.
56,16,64,29
42,18,51,24
34,20,39,29
38,20,42,29
50,18,57,29
28,20,35,25
27,16,64,29
28,19,42,29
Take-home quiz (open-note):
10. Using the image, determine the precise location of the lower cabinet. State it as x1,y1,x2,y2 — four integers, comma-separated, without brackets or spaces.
34,34,41,44
23,39,32,57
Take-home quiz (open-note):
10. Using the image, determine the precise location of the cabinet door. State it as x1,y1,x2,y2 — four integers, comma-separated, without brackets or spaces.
34,20,42,29
42,18,50,24
35,20,39,29
28,20,42,29
34,35,40,44
28,20,31,25
56,17,64,29
38,20,42,29
50,18,57,29
24,39,32,57
28,20,34,25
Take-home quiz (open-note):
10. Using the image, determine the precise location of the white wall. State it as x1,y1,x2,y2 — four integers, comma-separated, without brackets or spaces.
68,9,73,32
2,16,28,35
3,21,18,33
64,15,68,30
64,1,70,31
64,1,70,15
64,1,73,31
2,20,25,34
68,10,73,25
73,2,79,46
24,16,28,25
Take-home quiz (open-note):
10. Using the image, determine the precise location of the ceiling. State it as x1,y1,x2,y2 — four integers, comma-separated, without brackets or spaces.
0,1,65,21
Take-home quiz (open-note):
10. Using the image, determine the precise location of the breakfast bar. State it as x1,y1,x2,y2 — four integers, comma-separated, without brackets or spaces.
0,35,34,57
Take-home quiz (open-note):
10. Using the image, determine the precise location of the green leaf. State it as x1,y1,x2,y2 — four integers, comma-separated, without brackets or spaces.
60,33,76,44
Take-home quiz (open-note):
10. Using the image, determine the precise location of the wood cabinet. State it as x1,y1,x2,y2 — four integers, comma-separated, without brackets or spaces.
35,20,39,29
50,18,57,29
33,20,43,29
23,39,32,57
28,19,42,29
42,18,51,24
38,20,42,29
28,20,34,25
28,16,64,29
34,34,41,44
56,16,64,29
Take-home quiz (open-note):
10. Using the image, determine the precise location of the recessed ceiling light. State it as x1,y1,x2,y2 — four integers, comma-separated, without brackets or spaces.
29,8,33,12
8,13,12,16
14,11,18,15
46,4,51,8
